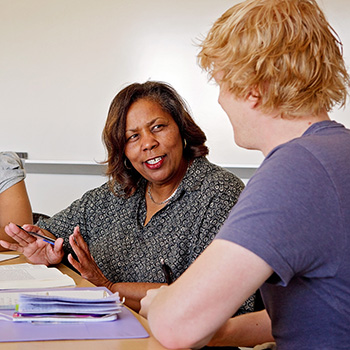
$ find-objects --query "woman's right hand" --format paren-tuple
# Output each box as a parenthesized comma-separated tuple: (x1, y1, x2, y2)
(0, 222, 64, 266)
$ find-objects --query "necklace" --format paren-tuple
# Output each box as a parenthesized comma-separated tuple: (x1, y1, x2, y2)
(147, 183, 179, 205)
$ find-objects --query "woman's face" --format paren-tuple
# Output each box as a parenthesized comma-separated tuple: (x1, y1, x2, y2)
(124, 99, 186, 186)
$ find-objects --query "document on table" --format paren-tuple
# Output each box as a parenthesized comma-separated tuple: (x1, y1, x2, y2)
(0, 287, 149, 341)
(0, 288, 108, 309)
(0, 253, 20, 262)
(0, 263, 75, 290)
(13, 289, 122, 323)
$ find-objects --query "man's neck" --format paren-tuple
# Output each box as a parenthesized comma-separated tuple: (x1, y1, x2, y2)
(259, 110, 330, 157)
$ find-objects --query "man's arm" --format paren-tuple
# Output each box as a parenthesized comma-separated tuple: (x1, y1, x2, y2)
(207, 310, 274, 347)
(110, 282, 166, 312)
(140, 239, 273, 349)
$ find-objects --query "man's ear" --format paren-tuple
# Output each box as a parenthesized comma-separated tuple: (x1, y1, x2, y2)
(247, 87, 261, 109)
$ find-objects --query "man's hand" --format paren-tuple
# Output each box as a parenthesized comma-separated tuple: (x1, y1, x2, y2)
(139, 285, 168, 318)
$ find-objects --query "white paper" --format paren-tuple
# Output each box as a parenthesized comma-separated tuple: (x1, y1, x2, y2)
(0, 289, 108, 309)
(0, 263, 75, 290)
(0, 253, 20, 262)
(16, 290, 122, 321)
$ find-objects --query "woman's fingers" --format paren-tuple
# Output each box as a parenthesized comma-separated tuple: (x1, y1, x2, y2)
(0, 239, 21, 252)
(73, 226, 89, 250)
(5, 223, 36, 246)
(69, 226, 91, 261)
(67, 252, 80, 270)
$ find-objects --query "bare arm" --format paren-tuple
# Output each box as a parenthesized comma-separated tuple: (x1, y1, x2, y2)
(109, 282, 166, 312)
(140, 239, 273, 349)
(207, 310, 274, 347)
(0, 180, 32, 251)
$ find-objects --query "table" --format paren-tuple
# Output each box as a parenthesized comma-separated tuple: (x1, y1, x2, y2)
(0, 251, 173, 350)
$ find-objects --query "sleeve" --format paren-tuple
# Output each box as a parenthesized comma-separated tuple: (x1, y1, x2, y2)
(36, 186, 107, 256)
(0, 152, 26, 194)
(216, 144, 344, 286)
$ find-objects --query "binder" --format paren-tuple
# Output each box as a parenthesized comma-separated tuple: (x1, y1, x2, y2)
(0, 287, 149, 342)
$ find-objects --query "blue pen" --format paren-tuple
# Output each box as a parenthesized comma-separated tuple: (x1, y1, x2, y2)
(15, 224, 55, 245)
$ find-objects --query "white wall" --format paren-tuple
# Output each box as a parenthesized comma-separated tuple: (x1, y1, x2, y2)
(26, 173, 106, 217)
(1, 0, 349, 215)
(1, 0, 262, 166)
(23, 162, 255, 216)
(2, 0, 349, 166)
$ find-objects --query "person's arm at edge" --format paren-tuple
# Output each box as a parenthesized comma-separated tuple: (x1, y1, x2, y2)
(207, 309, 274, 347)
(140, 239, 273, 349)
(0, 180, 32, 251)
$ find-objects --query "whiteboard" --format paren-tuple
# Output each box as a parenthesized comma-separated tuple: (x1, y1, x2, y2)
(0, 0, 349, 167)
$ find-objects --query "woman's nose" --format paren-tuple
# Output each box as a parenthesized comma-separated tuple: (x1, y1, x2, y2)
(142, 132, 158, 151)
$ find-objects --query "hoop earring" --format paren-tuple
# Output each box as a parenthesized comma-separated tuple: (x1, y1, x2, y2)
(183, 139, 187, 149)
(124, 158, 132, 170)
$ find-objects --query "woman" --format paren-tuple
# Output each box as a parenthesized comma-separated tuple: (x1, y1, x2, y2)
(0, 151, 32, 252)
(1, 81, 251, 313)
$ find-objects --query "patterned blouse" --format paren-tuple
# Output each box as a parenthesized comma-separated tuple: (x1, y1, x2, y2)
(38, 157, 255, 314)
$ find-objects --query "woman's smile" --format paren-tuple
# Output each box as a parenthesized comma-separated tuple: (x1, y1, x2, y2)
(144, 155, 165, 169)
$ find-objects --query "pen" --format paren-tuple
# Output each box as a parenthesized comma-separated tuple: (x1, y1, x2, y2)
(15, 224, 56, 245)
(161, 258, 174, 285)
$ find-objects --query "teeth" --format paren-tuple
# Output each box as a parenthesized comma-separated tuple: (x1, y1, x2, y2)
(146, 157, 162, 165)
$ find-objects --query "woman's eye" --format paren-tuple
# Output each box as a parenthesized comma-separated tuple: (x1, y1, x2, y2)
(127, 134, 138, 142)
(153, 124, 164, 131)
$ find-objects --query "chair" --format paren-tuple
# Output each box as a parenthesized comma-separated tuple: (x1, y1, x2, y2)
(254, 289, 265, 311)
(32, 212, 50, 224)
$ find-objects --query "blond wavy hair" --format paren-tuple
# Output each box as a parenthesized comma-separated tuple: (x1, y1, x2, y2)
(198, 0, 350, 117)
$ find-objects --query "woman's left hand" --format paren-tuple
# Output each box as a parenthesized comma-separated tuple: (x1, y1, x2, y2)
(68, 226, 113, 289)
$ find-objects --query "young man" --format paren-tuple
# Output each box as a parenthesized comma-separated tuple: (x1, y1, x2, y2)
(140, 1, 350, 349)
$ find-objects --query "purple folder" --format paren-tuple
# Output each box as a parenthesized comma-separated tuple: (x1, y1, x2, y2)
(0, 288, 149, 342)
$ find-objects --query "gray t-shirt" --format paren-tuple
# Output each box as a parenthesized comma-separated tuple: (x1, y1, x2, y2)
(0, 152, 25, 194)
(217, 121, 350, 349)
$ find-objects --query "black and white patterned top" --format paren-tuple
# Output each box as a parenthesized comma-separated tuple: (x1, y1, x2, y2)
(38, 157, 254, 313)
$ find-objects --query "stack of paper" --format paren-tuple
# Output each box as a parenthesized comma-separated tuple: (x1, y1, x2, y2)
(0, 288, 110, 309)
(13, 289, 123, 323)
(0, 263, 75, 289)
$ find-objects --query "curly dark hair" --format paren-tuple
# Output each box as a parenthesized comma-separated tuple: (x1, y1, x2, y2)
(102, 81, 209, 196)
